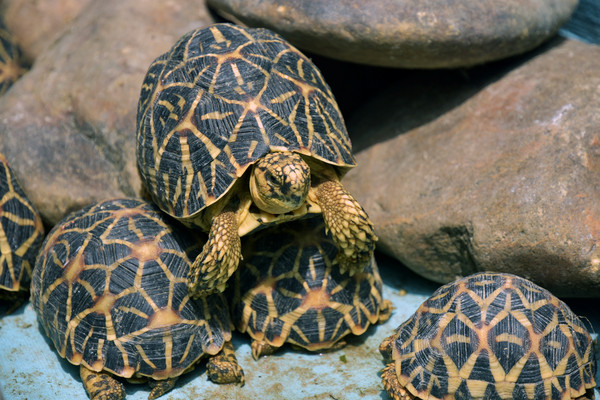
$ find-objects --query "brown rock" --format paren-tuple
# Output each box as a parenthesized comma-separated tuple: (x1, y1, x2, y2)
(344, 39, 600, 297)
(1, 0, 92, 63)
(0, 0, 215, 225)
(207, 0, 578, 68)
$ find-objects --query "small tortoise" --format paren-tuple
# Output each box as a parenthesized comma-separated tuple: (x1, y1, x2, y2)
(0, 153, 44, 304)
(30, 198, 244, 400)
(0, 19, 26, 95)
(229, 217, 391, 359)
(380, 272, 597, 400)
(136, 23, 376, 297)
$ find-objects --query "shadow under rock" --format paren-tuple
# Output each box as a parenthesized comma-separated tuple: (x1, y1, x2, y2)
(376, 251, 439, 296)
(321, 36, 567, 153)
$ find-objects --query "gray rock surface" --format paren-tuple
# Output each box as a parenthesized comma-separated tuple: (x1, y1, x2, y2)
(0, 0, 215, 225)
(344, 38, 600, 297)
(207, 0, 578, 68)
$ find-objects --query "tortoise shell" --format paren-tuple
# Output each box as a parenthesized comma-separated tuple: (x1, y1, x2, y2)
(230, 217, 389, 356)
(0, 153, 44, 292)
(0, 19, 25, 95)
(136, 23, 355, 220)
(30, 198, 232, 380)
(380, 272, 597, 400)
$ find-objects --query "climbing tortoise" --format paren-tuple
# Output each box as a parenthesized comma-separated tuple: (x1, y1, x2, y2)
(136, 23, 376, 297)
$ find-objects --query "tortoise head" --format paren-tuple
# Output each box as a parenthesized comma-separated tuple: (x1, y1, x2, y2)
(250, 152, 310, 214)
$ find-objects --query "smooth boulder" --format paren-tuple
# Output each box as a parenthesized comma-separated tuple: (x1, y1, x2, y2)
(207, 0, 578, 68)
(345, 38, 600, 297)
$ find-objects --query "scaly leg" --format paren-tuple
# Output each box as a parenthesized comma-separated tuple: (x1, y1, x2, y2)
(148, 378, 177, 399)
(311, 180, 377, 275)
(250, 340, 278, 360)
(80, 366, 125, 400)
(187, 211, 241, 297)
(378, 300, 393, 324)
(206, 341, 245, 385)
(381, 362, 415, 400)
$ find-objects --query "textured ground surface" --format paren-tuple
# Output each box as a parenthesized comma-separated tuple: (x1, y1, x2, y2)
(0, 256, 598, 400)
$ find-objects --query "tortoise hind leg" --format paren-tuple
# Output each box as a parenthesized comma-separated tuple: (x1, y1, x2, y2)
(378, 300, 393, 324)
(187, 211, 242, 297)
(206, 341, 245, 385)
(80, 365, 125, 400)
(148, 378, 177, 399)
(310, 179, 377, 275)
(250, 339, 278, 360)
(381, 362, 415, 400)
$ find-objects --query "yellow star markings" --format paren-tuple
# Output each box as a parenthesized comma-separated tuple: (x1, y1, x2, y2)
(137, 23, 357, 227)
(232, 219, 387, 355)
(32, 199, 236, 381)
(0, 154, 44, 292)
(383, 273, 596, 399)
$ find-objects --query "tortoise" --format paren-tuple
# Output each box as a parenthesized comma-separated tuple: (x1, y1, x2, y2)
(379, 272, 597, 400)
(136, 23, 376, 297)
(229, 217, 391, 359)
(30, 198, 244, 400)
(0, 19, 26, 95)
(0, 153, 44, 306)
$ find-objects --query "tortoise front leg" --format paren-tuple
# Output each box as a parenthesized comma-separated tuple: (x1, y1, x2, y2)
(80, 365, 125, 400)
(310, 180, 377, 275)
(187, 211, 242, 297)
(206, 341, 245, 385)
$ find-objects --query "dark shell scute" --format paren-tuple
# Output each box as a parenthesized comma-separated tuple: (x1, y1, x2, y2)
(30, 198, 230, 378)
(136, 24, 354, 219)
(230, 217, 386, 351)
(382, 272, 597, 399)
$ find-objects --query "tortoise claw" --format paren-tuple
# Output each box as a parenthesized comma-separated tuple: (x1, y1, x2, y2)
(251, 340, 278, 360)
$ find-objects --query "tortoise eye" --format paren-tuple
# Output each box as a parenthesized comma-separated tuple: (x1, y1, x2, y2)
(265, 171, 278, 185)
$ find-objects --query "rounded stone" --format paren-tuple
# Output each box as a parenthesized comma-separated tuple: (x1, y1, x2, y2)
(207, 0, 578, 68)
(344, 39, 600, 297)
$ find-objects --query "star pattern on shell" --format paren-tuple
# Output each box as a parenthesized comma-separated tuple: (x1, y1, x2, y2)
(381, 272, 597, 400)
(31, 199, 234, 380)
(136, 23, 354, 218)
(0, 153, 44, 293)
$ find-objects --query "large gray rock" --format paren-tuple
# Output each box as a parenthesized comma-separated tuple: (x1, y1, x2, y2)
(0, 0, 215, 225)
(207, 0, 578, 68)
(344, 39, 600, 297)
